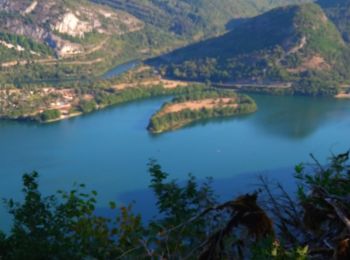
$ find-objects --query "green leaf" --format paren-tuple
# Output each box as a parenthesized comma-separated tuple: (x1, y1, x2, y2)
(109, 201, 117, 209)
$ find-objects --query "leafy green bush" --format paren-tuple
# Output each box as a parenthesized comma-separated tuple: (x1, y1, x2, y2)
(0, 152, 350, 258)
(78, 100, 97, 113)
(40, 109, 61, 122)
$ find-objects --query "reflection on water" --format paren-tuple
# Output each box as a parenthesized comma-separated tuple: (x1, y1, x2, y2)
(149, 112, 253, 138)
(116, 166, 296, 222)
(250, 95, 350, 139)
(0, 94, 349, 232)
(152, 94, 350, 140)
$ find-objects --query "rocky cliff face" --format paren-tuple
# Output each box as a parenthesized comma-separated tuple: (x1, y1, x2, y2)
(0, 0, 143, 57)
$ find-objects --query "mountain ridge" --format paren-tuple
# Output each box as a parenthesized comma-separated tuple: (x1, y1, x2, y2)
(155, 3, 350, 95)
(1, 0, 350, 93)
(93, 0, 310, 37)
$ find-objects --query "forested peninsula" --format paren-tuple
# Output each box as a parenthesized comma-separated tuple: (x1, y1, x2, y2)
(148, 90, 257, 133)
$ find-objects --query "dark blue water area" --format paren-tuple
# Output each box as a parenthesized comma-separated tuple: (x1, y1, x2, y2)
(0, 93, 349, 232)
(113, 166, 296, 223)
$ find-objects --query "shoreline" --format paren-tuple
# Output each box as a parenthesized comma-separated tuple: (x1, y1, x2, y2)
(148, 92, 257, 134)
(335, 93, 350, 99)
(1, 70, 349, 124)
(2, 87, 347, 125)
(44, 112, 83, 123)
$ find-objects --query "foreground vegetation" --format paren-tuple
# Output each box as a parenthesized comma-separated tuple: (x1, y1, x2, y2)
(0, 152, 349, 259)
(148, 90, 257, 133)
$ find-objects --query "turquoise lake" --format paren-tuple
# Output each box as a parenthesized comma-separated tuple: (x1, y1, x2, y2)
(0, 93, 350, 231)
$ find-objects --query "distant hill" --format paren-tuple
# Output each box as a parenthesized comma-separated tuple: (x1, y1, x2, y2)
(0, 0, 310, 83)
(93, 0, 310, 37)
(156, 3, 350, 96)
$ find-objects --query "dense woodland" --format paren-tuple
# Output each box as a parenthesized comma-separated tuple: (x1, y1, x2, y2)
(0, 152, 349, 259)
(0, 32, 54, 61)
(318, 0, 350, 42)
(1, 1, 350, 96)
(0, 79, 208, 122)
(93, 0, 309, 37)
(0, 24, 182, 84)
(0, 0, 314, 84)
(157, 3, 350, 96)
(148, 90, 257, 133)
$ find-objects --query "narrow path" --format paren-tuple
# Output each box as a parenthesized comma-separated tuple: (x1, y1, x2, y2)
(84, 37, 110, 55)
(1, 57, 104, 68)
(213, 82, 292, 89)
(0, 37, 110, 68)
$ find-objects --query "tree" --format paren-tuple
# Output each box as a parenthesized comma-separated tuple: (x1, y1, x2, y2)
(40, 109, 61, 121)
(0, 153, 350, 259)
(78, 100, 97, 113)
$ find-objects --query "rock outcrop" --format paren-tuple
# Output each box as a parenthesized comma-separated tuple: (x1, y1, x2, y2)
(0, 0, 143, 57)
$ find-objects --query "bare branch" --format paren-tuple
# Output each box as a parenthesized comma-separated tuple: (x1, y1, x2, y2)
(324, 198, 350, 233)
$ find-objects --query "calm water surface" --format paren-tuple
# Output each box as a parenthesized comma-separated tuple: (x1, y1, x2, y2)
(0, 94, 349, 231)
(102, 60, 140, 79)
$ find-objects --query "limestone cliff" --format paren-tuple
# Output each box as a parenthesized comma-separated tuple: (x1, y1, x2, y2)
(0, 0, 143, 57)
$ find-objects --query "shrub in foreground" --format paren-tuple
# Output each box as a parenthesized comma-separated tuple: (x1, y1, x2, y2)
(0, 152, 349, 259)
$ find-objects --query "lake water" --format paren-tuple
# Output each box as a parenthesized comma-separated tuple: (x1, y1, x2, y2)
(0, 93, 350, 232)
(102, 60, 140, 80)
